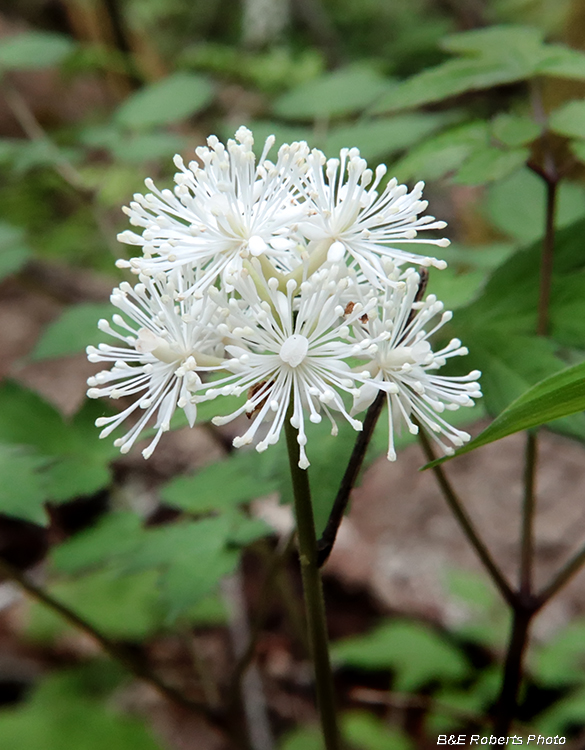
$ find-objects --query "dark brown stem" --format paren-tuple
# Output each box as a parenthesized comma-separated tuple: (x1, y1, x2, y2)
(417, 428, 515, 607)
(537, 178, 558, 336)
(519, 432, 538, 595)
(317, 392, 385, 567)
(493, 606, 535, 737)
(536, 539, 585, 606)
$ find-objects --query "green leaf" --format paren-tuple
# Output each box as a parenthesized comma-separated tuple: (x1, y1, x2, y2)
(391, 121, 488, 182)
(342, 712, 412, 750)
(27, 569, 166, 641)
(81, 126, 189, 163)
(0, 32, 75, 71)
(486, 168, 585, 244)
(536, 686, 585, 735)
(0, 671, 163, 750)
(273, 66, 392, 121)
(570, 139, 585, 164)
(115, 72, 214, 129)
(537, 45, 585, 80)
(550, 99, 585, 140)
(453, 145, 528, 185)
(491, 113, 541, 147)
(281, 726, 323, 750)
(323, 113, 451, 162)
(534, 621, 585, 687)
(332, 620, 469, 690)
(0, 444, 49, 524)
(425, 362, 585, 468)
(51, 512, 143, 574)
(0, 222, 31, 281)
(160, 451, 277, 513)
(31, 303, 114, 361)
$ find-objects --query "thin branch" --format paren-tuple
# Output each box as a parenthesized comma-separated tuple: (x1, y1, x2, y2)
(317, 391, 385, 567)
(536, 538, 585, 606)
(417, 428, 515, 607)
(0, 557, 208, 714)
(519, 432, 538, 595)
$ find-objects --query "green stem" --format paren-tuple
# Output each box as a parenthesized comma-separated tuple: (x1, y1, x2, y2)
(284, 411, 340, 750)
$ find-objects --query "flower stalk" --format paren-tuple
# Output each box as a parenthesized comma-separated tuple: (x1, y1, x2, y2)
(284, 406, 340, 750)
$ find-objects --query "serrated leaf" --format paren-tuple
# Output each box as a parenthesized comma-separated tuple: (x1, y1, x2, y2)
(453, 145, 528, 185)
(51, 512, 143, 574)
(273, 66, 392, 121)
(332, 620, 469, 691)
(0, 31, 75, 70)
(323, 113, 451, 162)
(425, 362, 585, 468)
(160, 451, 277, 513)
(0, 444, 49, 524)
(115, 72, 214, 129)
(549, 99, 585, 140)
(491, 113, 540, 147)
(30, 303, 114, 361)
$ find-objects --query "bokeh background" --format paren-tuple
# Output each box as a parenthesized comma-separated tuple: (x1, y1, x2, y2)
(2, 1, 585, 748)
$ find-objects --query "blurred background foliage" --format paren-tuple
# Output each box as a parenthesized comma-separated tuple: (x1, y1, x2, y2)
(1, 0, 585, 748)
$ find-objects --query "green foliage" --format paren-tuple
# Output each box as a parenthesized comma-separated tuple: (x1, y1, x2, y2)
(342, 711, 413, 750)
(0, 382, 117, 514)
(486, 169, 585, 244)
(323, 112, 452, 162)
(0, 670, 163, 750)
(51, 509, 268, 621)
(445, 570, 508, 649)
(374, 25, 585, 113)
(30, 303, 114, 361)
(533, 621, 585, 687)
(160, 451, 277, 513)
(273, 66, 391, 121)
(0, 444, 50, 524)
(80, 125, 189, 164)
(549, 99, 585, 140)
(536, 687, 585, 735)
(0, 222, 31, 280)
(332, 620, 469, 691)
(0, 31, 76, 70)
(426, 362, 585, 467)
(115, 72, 214, 129)
(491, 113, 541, 147)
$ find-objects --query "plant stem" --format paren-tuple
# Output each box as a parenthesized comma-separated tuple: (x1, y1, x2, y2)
(493, 606, 535, 737)
(284, 411, 340, 750)
(0, 557, 205, 714)
(317, 392, 385, 567)
(536, 539, 585, 605)
(536, 168, 558, 337)
(519, 432, 538, 595)
(417, 427, 515, 606)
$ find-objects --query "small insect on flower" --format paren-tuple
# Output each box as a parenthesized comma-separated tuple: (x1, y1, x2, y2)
(116, 126, 310, 297)
(350, 270, 482, 460)
(86, 272, 225, 458)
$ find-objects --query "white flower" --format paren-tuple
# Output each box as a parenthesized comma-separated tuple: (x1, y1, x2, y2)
(117, 126, 309, 296)
(86, 273, 225, 458)
(199, 264, 373, 469)
(297, 147, 450, 286)
(350, 270, 482, 460)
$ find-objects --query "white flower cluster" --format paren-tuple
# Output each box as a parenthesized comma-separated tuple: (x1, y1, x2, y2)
(88, 127, 481, 468)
